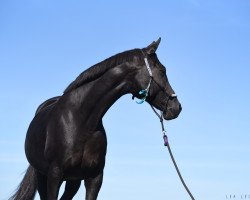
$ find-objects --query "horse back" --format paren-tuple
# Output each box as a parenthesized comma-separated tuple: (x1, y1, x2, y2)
(35, 96, 60, 115)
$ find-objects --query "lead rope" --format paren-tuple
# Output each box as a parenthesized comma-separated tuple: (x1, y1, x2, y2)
(150, 105, 196, 200)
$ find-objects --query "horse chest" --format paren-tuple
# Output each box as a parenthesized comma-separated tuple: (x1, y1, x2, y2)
(64, 132, 107, 180)
(80, 133, 107, 169)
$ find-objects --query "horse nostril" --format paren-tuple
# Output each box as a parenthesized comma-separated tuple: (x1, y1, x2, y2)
(179, 104, 182, 111)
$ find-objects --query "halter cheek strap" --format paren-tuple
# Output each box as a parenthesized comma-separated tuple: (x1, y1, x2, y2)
(136, 57, 153, 104)
(144, 58, 152, 77)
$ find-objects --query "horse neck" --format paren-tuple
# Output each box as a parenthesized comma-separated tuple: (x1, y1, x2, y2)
(69, 63, 133, 130)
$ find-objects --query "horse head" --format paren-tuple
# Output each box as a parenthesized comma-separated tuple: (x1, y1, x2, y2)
(131, 38, 182, 120)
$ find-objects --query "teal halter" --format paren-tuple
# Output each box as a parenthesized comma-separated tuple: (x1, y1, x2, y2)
(136, 57, 153, 104)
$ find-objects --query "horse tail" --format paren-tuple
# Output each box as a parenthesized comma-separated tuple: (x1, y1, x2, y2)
(9, 165, 37, 200)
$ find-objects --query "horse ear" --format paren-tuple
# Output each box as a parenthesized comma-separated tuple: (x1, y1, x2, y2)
(145, 37, 161, 55)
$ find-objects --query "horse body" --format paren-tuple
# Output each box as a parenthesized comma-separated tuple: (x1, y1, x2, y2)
(26, 61, 130, 175)
(10, 38, 182, 200)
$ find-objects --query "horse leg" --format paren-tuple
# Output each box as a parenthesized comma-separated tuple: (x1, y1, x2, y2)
(36, 171, 48, 200)
(84, 172, 103, 200)
(60, 180, 81, 200)
(47, 165, 63, 200)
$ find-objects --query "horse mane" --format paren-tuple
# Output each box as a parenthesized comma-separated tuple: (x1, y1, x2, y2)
(64, 48, 143, 94)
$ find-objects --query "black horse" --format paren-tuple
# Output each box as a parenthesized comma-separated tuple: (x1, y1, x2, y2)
(10, 38, 182, 200)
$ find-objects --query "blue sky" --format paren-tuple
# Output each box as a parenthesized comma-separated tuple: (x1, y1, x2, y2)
(0, 0, 250, 199)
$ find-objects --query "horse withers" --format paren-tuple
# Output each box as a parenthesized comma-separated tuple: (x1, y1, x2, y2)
(10, 38, 181, 200)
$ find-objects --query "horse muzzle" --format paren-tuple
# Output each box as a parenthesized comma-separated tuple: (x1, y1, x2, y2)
(163, 98, 182, 120)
